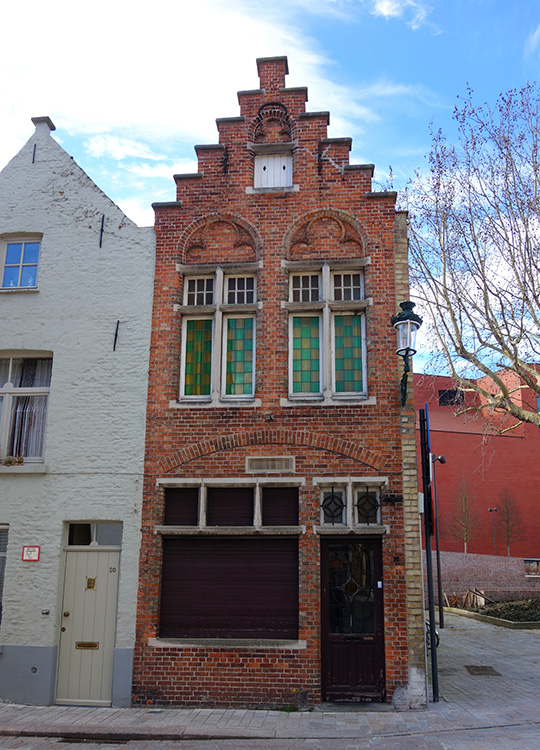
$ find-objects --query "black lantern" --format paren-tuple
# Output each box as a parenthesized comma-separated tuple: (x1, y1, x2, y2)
(391, 301, 423, 406)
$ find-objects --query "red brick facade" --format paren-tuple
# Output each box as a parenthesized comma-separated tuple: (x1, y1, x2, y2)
(415, 372, 540, 558)
(133, 57, 426, 709)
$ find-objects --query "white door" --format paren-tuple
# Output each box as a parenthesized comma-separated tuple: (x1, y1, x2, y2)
(55, 549, 120, 705)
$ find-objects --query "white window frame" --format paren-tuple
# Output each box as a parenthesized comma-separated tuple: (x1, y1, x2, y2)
(315, 477, 388, 532)
(184, 276, 214, 306)
(0, 357, 52, 463)
(221, 314, 256, 400)
(288, 312, 323, 399)
(179, 316, 214, 402)
(176, 265, 260, 406)
(330, 310, 368, 396)
(331, 270, 364, 302)
(1, 236, 41, 291)
(289, 273, 321, 303)
(284, 263, 369, 404)
(354, 486, 382, 526)
(320, 486, 347, 526)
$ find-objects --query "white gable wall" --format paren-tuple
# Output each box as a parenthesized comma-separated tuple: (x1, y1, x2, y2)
(0, 119, 155, 705)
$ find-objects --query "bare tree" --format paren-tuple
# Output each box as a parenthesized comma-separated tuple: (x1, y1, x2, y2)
(497, 489, 525, 556)
(407, 84, 540, 429)
(446, 476, 481, 553)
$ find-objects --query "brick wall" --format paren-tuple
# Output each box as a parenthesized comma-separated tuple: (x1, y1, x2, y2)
(427, 551, 540, 602)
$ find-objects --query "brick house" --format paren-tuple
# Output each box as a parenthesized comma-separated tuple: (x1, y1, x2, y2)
(133, 57, 426, 709)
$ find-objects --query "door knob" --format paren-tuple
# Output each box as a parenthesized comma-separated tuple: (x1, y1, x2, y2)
(63, 611, 70, 617)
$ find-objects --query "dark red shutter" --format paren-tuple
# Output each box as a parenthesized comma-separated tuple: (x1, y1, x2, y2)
(262, 487, 299, 525)
(206, 487, 253, 526)
(164, 488, 198, 526)
(160, 537, 298, 639)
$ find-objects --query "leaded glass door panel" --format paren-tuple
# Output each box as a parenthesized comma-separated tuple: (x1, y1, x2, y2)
(321, 539, 385, 701)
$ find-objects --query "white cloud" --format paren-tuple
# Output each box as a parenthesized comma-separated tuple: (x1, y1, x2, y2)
(0, 0, 441, 224)
(524, 24, 540, 58)
(84, 136, 165, 161)
(120, 160, 198, 179)
(367, 0, 434, 29)
(115, 197, 155, 228)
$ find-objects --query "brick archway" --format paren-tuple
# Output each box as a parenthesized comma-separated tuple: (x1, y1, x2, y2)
(177, 212, 263, 264)
(282, 208, 371, 259)
(159, 428, 388, 473)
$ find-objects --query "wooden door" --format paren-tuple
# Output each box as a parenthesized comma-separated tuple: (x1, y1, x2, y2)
(321, 539, 385, 702)
(55, 549, 120, 705)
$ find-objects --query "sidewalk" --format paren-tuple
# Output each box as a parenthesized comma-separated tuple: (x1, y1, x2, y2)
(0, 613, 539, 744)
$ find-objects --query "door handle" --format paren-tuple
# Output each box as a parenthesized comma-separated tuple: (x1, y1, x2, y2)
(63, 611, 70, 617)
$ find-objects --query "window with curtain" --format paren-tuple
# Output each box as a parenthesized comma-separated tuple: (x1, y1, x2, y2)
(0, 358, 52, 462)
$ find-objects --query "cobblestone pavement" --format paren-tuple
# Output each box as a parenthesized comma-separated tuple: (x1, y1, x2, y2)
(0, 613, 539, 748)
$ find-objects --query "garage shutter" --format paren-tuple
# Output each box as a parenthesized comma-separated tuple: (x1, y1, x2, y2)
(160, 536, 298, 639)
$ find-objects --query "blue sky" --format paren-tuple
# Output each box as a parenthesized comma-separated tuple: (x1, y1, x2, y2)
(3, 0, 540, 226)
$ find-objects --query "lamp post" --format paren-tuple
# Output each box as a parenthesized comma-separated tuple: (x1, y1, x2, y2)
(488, 507, 498, 556)
(391, 302, 440, 701)
(431, 455, 446, 629)
(391, 301, 423, 406)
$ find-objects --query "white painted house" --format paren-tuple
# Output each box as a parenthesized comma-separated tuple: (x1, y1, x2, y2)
(0, 117, 154, 706)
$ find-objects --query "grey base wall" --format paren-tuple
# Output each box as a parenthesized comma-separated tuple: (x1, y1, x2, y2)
(0, 645, 57, 705)
(112, 648, 134, 707)
(0, 646, 133, 707)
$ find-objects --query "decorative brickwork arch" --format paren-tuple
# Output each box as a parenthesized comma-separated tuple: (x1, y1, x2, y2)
(248, 102, 297, 144)
(177, 213, 262, 265)
(159, 429, 388, 473)
(283, 209, 371, 262)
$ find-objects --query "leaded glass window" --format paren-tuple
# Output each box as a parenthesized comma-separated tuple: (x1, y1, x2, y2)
(180, 267, 259, 403)
(292, 316, 321, 393)
(225, 317, 254, 396)
(356, 489, 381, 525)
(183, 319, 213, 396)
(321, 489, 346, 525)
(334, 314, 363, 393)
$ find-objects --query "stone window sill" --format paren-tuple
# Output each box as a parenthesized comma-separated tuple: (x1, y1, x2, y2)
(148, 637, 307, 650)
(0, 464, 48, 474)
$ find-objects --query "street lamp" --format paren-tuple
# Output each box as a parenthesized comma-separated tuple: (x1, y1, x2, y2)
(488, 507, 498, 556)
(391, 301, 423, 406)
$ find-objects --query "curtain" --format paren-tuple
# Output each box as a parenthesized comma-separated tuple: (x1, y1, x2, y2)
(8, 395, 48, 457)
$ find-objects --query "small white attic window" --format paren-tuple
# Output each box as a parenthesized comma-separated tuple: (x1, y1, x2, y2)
(254, 153, 293, 188)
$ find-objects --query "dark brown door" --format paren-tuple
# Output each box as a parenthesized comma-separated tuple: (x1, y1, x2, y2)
(321, 538, 385, 702)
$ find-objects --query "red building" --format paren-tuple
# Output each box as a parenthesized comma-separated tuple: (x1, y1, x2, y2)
(133, 57, 426, 709)
(415, 372, 540, 559)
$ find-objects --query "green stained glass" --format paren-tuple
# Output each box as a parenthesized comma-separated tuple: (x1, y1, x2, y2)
(184, 319, 213, 396)
(334, 315, 363, 392)
(226, 318, 254, 396)
(292, 317, 320, 393)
